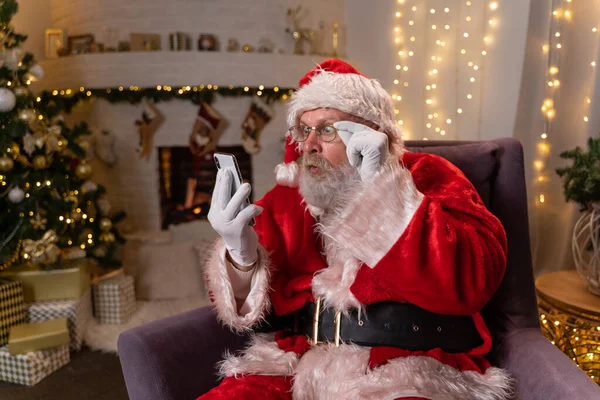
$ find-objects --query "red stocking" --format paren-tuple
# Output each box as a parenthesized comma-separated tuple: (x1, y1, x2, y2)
(241, 96, 273, 155)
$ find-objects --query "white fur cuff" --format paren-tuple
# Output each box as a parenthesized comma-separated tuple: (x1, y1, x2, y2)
(323, 162, 424, 268)
(217, 333, 299, 378)
(204, 238, 271, 333)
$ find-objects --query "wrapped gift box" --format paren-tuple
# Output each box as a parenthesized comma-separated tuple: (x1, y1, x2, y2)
(0, 260, 90, 302)
(93, 275, 136, 324)
(23, 290, 92, 351)
(8, 318, 69, 355)
(0, 344, 69, 386)
(0, 279, 26, 346)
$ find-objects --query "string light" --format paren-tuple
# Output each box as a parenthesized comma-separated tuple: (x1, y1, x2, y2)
(393, 0, 499, 140)
(534, 0, 573, 206)
(584, 20, 600, 132)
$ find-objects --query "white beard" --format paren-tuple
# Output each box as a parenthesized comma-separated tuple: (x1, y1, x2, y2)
(298, 156, 361, 213)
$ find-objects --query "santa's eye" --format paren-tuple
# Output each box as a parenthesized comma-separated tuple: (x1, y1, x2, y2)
(318, 125, 338, 142)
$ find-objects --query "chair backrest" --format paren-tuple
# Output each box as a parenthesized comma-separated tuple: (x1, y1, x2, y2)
(405, 138, 540, 352)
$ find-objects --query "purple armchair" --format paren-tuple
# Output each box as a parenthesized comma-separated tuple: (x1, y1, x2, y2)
(118, 139, 600, 400)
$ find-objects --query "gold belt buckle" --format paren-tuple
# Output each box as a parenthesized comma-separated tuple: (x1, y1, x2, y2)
(311, 298, 342, 347)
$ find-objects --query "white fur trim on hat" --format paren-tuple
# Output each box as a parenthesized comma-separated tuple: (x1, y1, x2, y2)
(275, 161, 299, 188)
(287, 70, 403, 149)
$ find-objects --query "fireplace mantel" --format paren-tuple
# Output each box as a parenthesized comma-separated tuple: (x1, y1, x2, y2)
(34, 52, 338, 90)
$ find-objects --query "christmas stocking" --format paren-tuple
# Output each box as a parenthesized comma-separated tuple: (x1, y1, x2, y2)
(135, 101, 165, 160)
(189, 101, 223, 158)
(241, 96, 273, 155)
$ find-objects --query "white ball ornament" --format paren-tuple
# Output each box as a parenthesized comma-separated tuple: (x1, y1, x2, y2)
(8, 187, 25, 203)
(28, 64, 44, 81)
(0, 88, 17, 112)
(3, 49, 21, 70)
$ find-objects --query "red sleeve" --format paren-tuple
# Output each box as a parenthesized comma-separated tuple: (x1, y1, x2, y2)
(345, 153, 507, 315)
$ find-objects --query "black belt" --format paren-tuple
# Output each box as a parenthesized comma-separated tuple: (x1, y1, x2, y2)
(259, 300, 483, 354)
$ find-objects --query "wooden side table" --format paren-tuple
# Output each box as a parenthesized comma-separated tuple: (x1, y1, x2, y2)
(536, 270, 600, 383)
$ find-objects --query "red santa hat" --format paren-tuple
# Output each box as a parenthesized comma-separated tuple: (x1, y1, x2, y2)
(275, 58, 403, 188)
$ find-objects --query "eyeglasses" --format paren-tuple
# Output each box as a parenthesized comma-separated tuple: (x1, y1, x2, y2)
(288, 124, 338, 143)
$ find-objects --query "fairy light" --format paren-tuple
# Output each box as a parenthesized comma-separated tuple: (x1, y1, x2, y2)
(393, 0, 416, 138)
(393, 0, 499, 140)
(583, 19, 599, 131)
(535, 1, 573, 206)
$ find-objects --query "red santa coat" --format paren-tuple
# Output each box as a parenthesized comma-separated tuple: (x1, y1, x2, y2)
(204, 151, 512, 400)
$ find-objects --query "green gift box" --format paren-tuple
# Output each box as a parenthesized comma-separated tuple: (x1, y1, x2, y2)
(0, 259, 90, 302)
(0, 279, 25, 346)
(8, 318, 69, 355)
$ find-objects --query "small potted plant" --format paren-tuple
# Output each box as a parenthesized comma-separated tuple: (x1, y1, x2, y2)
(557, 137, 600, 295)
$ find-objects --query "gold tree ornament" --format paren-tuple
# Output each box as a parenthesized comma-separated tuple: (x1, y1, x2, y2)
(16, 154, 30, 166)
(0, 155, 14, 171)
(9, 142, 19, 158)
(99, 232, 116, 243)
(32, 154, 48, 169)
(99, 217, 113, 232)
(18, 108, 36, 122)
(30, 214, 47, 230)
(22, 230, 61, 264)
(75, 162, 92, 179)
(57, 137, 68, 151)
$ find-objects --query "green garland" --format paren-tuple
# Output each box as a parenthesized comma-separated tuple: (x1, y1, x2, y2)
(37, 85, 296, 119)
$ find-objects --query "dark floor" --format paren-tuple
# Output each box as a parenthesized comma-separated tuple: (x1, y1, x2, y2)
(0, 347, 128, 400)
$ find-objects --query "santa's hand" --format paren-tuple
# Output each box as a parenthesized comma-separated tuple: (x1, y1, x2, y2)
(333, 121, 389, 181)
(208, 169, 263, 267)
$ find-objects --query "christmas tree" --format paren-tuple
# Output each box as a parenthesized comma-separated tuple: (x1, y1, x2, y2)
(0, 0, 122, 270)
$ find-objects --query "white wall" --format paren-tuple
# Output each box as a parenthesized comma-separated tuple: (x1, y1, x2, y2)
(40, 0, 346, 232)
(10, 0, 51, 61)
(50, 0, 345, 57)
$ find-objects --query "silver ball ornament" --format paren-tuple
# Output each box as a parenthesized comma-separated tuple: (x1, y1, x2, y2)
(8, 187, 24, 203)
(0, 88, 16, 112)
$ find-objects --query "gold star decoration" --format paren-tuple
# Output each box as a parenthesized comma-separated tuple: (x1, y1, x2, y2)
(30, 213, 47, 230)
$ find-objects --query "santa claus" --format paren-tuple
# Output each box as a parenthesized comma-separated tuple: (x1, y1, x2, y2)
(200, 59, 512, 399)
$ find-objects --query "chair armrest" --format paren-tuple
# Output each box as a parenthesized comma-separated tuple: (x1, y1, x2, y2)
(494, 328, 600, 400)
(117, 306, 249, 400)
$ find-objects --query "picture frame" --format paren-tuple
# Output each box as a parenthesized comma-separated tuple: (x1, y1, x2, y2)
(45, 28, 68, 59)
(68, 34, 95, 55)
(130, 33, 161, 52)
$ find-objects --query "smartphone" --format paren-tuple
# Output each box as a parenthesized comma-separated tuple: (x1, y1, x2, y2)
(214, 152, 255, 226)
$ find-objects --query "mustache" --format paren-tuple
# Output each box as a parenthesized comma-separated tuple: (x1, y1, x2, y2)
(301, 154, 334, 170)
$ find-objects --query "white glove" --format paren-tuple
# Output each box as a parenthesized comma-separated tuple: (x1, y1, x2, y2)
(208, 169, 263, 267)
(333, 121, 389, 181)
